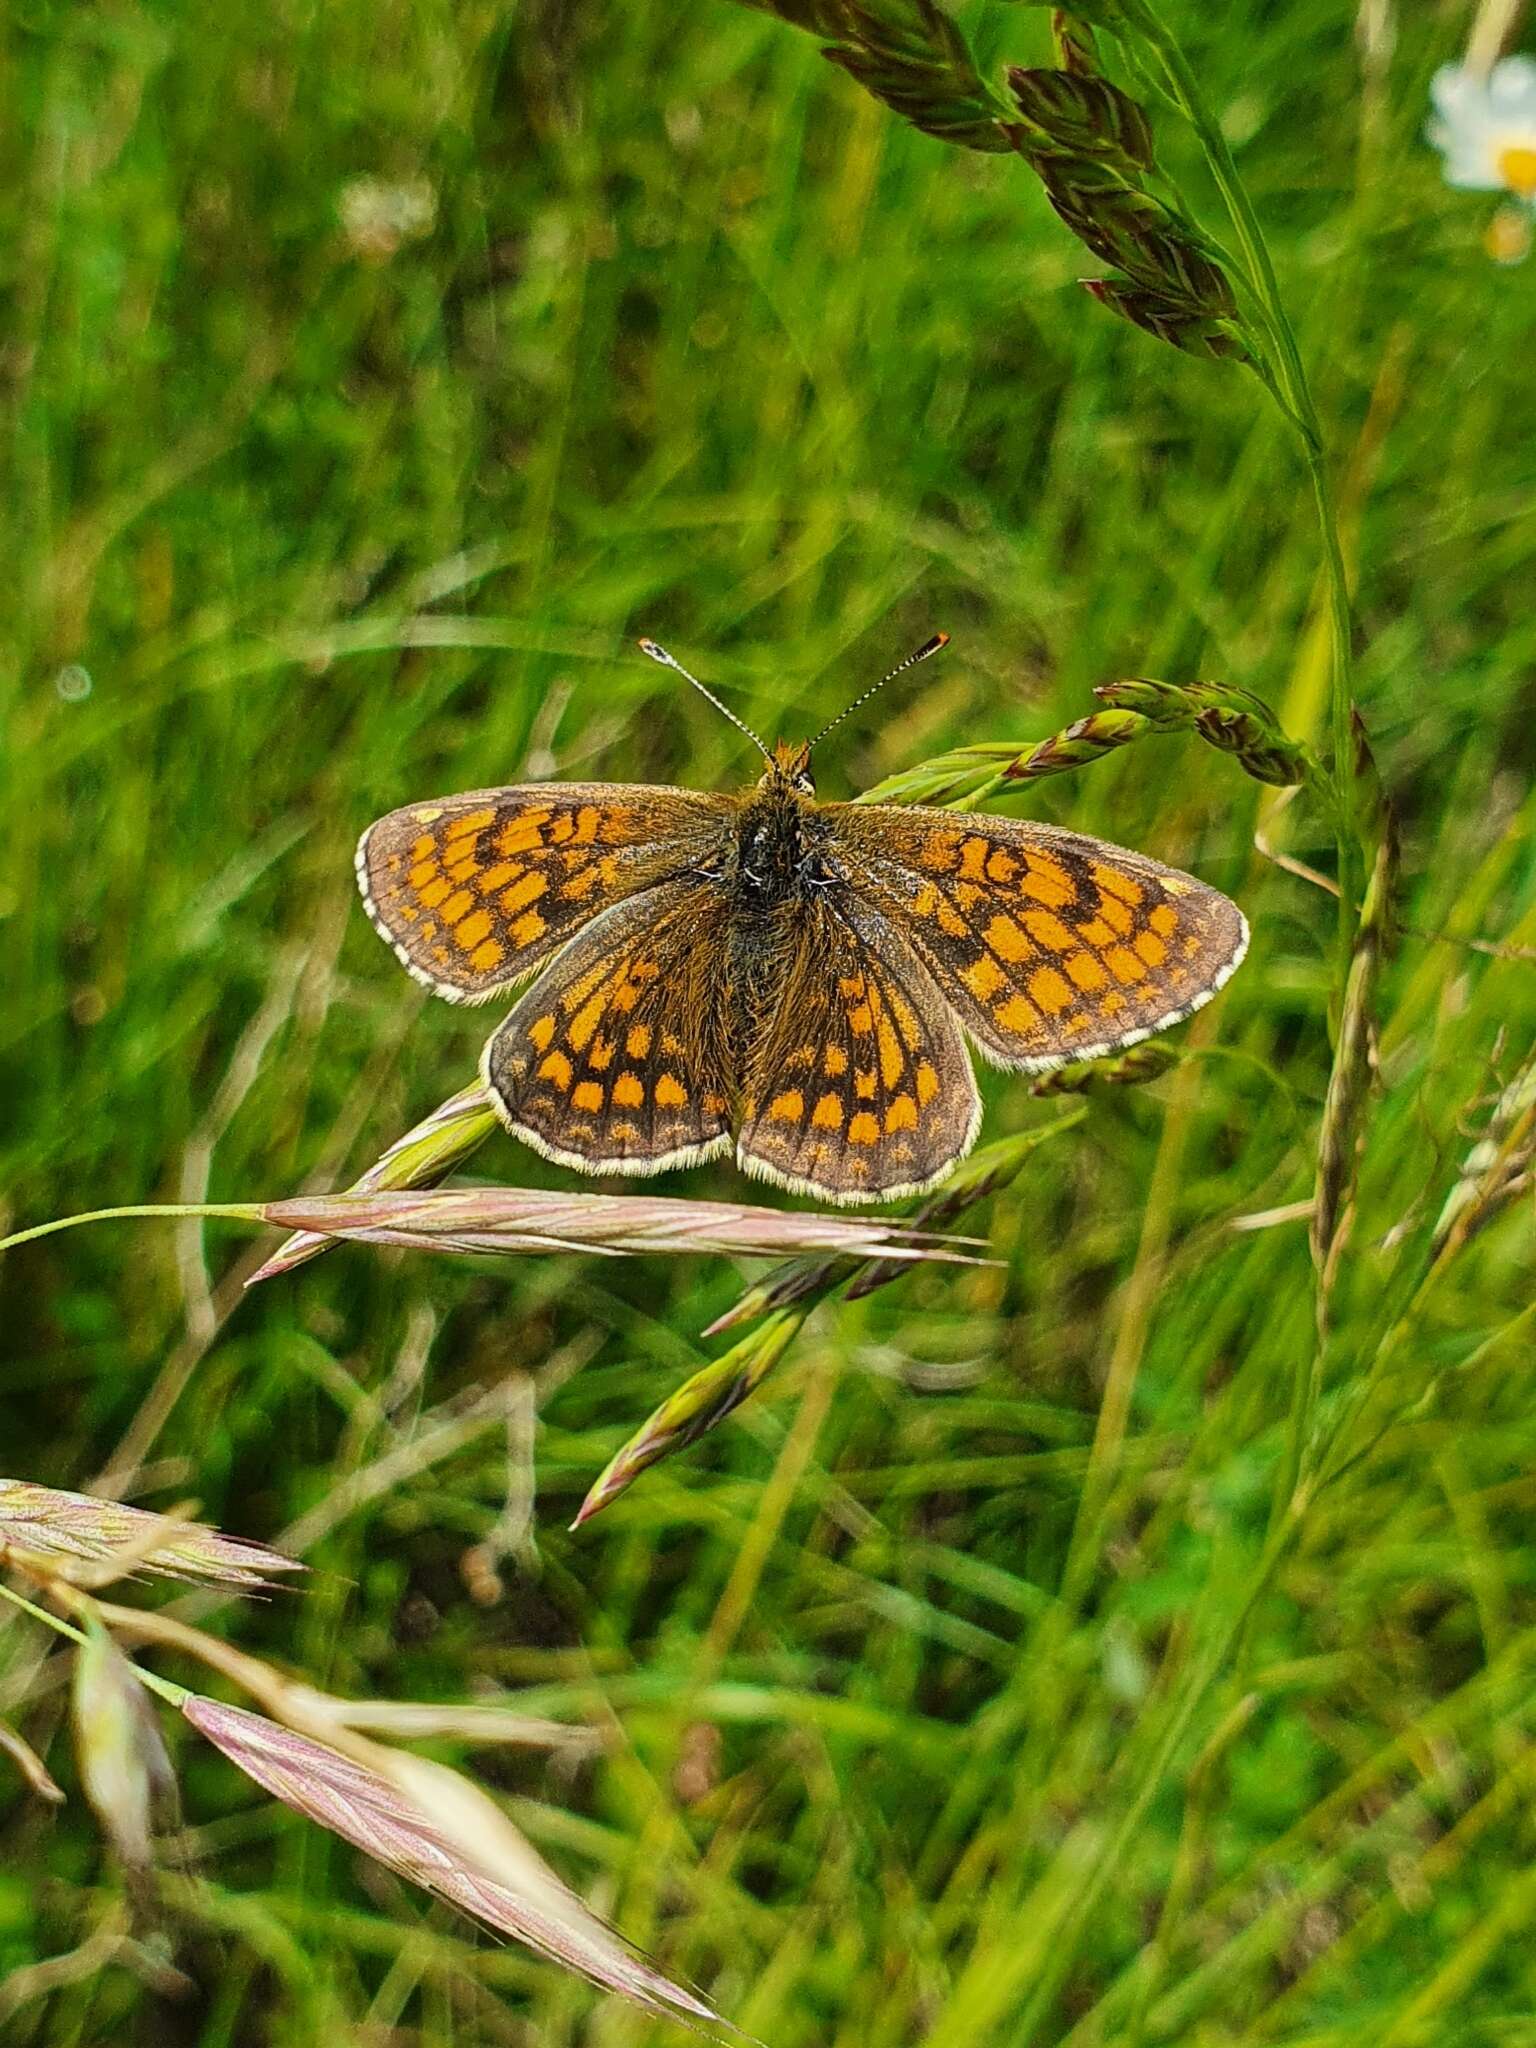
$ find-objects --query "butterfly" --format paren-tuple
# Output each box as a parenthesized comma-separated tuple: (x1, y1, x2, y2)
(356, 637, 1248, 1204)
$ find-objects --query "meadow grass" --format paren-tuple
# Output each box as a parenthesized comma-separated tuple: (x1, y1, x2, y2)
(3, 1, 1536, 2042)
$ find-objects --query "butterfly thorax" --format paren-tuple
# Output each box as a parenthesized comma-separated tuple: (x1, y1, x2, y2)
(727, 748, 834, 912)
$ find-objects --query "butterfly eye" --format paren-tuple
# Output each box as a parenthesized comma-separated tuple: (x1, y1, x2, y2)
(795, 771, 815, 794)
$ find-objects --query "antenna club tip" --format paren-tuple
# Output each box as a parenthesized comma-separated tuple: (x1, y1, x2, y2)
(933, 631, 950, 649)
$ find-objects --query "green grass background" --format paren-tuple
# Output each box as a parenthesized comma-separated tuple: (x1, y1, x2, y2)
(3, 0, 1536, 2041)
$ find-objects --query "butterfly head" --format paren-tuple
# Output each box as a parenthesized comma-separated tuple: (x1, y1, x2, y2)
(765, 739, 815, 794)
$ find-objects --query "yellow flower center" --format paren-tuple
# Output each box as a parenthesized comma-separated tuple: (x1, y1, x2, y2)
(1497, 143, 1536, 196)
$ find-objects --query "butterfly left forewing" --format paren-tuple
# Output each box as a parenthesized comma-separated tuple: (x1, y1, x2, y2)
(826, 803, 1248, 1072)
(357, 783, 734, 1004)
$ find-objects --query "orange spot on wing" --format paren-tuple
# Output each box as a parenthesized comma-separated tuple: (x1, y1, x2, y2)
(626, 1025, 653, 1058)
(985, 847, 1018, 885)
(920, 830, 961, 873)
(1022, 909, 1075, 952)
(439, 889, 473, 925)
(1064, 951, 1107, 992)
(1133, 930, 1168, 968)
(538, 1050, 573, 1089)
(569, 994, 607, 1050)
(1149, 903, 1179, 938)
(470, 939, 504, 973)
(529, 1014, 557, 1052)
(958, 837, 991, 882)
(768, 1090, 805, 1123)
(1097, 893, 1134, 937)
(500, 870, 548, 913)
(456, 909, 492, 949)
(1107, 946, 1149, 984)
(655, 1074, 688, 1109)
(811, 1092, 843, 1130)
(445, 809, 496, 841)
(985, 915, 1032, 964)
(408, 860, 439, 889)
(572, 1081, 604, 1113)
(1094, 863, 1144, 907)
(417, 877, 451, 909)
(915, 1060, 940, 1105)
(848, 1112, 880, 1147)
(511, 910, 547, 948)
(914, 882, 968, 937)
(963, 956, 1006, 1002)
(613, 1072, 644, 1108)
(884, 1094, 917, 1133)
(823, 1046, 848, 1077)
(1028, 967, 1073, 1016)
(1020, 854, 1074, 909)
(588, 1035, 616, 1072)
(995, 994, 1039, 1035)
(875, 1016, 904, 1089)
(854, 1069, 877, 1100)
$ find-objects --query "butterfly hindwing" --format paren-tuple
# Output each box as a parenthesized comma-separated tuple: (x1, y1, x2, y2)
(357, 783, 735, 1003)
(736, 894, 980, 1203)
(481, 880, 736, 1175)
(824, 805, 1249, 1072)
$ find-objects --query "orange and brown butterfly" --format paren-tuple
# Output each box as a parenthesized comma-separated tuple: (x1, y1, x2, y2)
(356, 637, 1248, 1204)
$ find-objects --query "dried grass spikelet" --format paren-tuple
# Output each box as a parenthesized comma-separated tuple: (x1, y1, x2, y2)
(1027, 1042, 1179, 1096)
(255, 1184, 981, 1268)
(572, 1113, 1084, 1522)
(738, 0, 1014, 151)
(1012, 677, 1316, 789)
(72, 1623, 178, 1904)
(180, 1695, 727, 2032)
(0, 1479, 300, 1590)
(574, 1312, 807, 1527)
(1431, 1051, 1536, 1265)
(71, 1598, 725, 2030)
(1311, 721, 1399, 1296)
(249, 1081, 500, 1285)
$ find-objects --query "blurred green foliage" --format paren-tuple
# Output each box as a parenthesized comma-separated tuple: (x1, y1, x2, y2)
(2, 1, 1535, 2042)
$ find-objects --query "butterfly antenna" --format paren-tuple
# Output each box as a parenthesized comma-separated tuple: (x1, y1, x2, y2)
(638, 639, 772, 765)
(809, 632, 950, 751)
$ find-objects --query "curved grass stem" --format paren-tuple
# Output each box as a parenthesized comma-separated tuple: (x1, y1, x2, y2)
(0, 1202, 266, 1257)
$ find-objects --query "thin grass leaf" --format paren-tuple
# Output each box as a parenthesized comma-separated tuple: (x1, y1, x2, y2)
(0, 1721, 64, 1805)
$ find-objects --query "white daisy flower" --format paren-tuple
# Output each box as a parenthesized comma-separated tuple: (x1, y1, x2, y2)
(1428, 55, 1536, 201)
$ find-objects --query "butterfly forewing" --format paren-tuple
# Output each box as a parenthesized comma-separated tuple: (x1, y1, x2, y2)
(736, 896, 979, 1203)
(825, 805, 1248, 1072)
(481, 881, 736, 1175)
(357, 784, 735, 1003)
